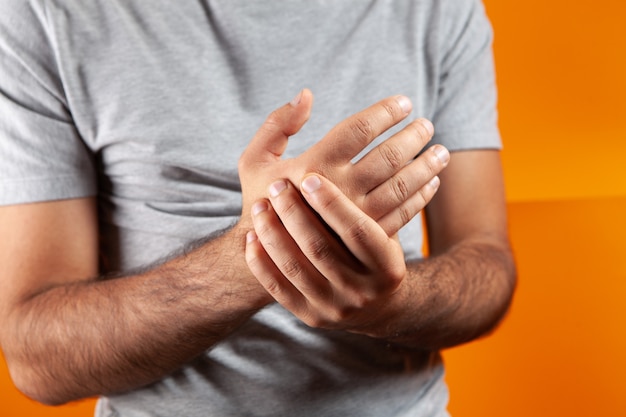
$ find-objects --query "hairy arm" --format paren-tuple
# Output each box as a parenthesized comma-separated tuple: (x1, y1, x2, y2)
(0, 197, 267, 405)
(0, 92, 444, 405)
(382, 150, 517, 348)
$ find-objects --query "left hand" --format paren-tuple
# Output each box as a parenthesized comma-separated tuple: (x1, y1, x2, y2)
(238, 90, 448, 237)
(245, 173, 410, 333)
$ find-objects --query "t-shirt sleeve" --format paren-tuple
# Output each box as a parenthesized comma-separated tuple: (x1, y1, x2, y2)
(430, 0, 501, 151)
(0, 1, 96, 206)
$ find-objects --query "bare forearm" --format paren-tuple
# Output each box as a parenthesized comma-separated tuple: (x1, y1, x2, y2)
(366, 238, 516, 350)
(2, 226, 269, 405)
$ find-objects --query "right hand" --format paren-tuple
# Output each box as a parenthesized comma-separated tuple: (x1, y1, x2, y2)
(238, 89, 449, 236)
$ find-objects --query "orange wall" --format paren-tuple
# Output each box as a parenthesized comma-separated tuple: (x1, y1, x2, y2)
(444, 197, 626, 416)
(444, 0, 626, 416)
(489, 0, 626, 202)
(2, 0, 625, 415)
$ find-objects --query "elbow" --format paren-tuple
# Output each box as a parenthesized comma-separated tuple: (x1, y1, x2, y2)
(1, 308, 91, 406)
(481, 246, 518, 337)
(459, 242, 518, 344)
(4, 357, 77, 406)
(499, 243, 518, 320)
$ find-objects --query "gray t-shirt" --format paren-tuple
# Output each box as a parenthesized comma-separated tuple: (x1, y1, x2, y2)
(0, 1, 500, 416)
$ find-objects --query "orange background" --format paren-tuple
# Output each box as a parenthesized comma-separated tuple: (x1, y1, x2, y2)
(443, 0, 626, 416)
(2, 0, 625, 415)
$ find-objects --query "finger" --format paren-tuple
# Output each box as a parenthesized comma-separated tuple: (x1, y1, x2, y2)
(363, 144, 450, 221)
(266, 180, 387, 322)
(352, 118, 435, 193)
(265, 179, 361, 282)
(308, 95, 412, 165)
(245, 228, 304, 307)
(240, 89, 313, 164)
(249, 194, 334, 307)
(377, 175, 440, 236)
(300, 175, 405, 288)
(252, 186, 372, 329)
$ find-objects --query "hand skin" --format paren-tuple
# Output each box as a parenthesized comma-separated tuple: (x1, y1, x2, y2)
(0, 90, 446, 405)
(246, 149, 517, 349)
(239, 89, 448, 236)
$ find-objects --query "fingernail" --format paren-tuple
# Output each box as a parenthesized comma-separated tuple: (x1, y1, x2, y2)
(290, 90, 303, 107)
(246, 231, 258, 243)
(428, 176, 440, 189)
(395, 95, 412, 114)
(252, 201, 268, 216)
(301, 175, 321, 193)
(418, 118, 435, 136)
(269, 180, 287, 197)
(433, 145, 450, 166)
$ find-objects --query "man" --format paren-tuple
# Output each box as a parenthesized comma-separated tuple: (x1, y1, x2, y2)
(0, 0, 516, 416)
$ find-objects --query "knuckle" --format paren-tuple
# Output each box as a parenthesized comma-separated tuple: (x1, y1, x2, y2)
(265, 109, 282, 129)
(382, 101, 399, 121)
(352, 117, 373, 140)
(345, 216, 370, 245)
(263, 277, 283, 298)
(301, 311, 326, 329)
(403, 122, 431, 152)
(378, 143, 405, 171)
(386, 263, 407, 288)
(397, 204, 413, 227)
(331, 306, 353, 323)
(255, 112, 281, 141)
(322, 302, 355, 324)
(252, 221, 273, 241)
(389, 175, 411, 203)
(362, 198, 384, 221)
(316, 190, 343, 214)
(348, 292, 372, 311)
(305, 236, 333, 263)
(276, 196, 300, 222)
(414, 187, 429, 211)
(330, 294, 372, 323)
(280, 257, 304, 279)
(378, 217, 397, 237)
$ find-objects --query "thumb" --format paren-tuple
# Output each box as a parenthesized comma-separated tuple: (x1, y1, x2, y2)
(242, 89, 313, 163)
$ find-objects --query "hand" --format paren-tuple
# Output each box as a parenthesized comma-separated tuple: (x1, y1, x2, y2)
(245, 173, 410, 333)
(238, 89, 449, 236)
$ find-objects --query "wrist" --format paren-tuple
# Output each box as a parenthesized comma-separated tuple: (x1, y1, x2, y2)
(224, 221, 274, 309)
(345, 277, 412, 340)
